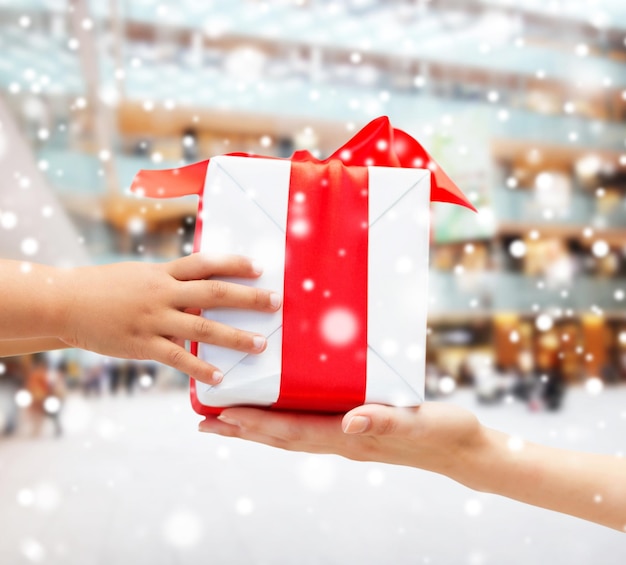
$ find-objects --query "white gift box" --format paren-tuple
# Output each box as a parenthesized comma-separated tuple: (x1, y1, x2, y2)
(191, 155, 431, 413)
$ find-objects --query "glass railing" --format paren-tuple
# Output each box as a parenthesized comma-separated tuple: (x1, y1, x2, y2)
(2, 0, 626, 88)
(84, 0, 626, 86)
(429, 270, 626, 314)
(480, 0, 626, 30)
(494, 272, 626, 312)
(37, 148, 182, 195)
(2, 18, 625, 152)
(38, 149, 626, 238)
(492, 187, 626, 229)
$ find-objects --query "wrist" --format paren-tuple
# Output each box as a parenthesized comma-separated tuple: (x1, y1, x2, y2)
(39, 264, 78, 341)
(49, 268, 80, 344)
(444, 426, 511, 492)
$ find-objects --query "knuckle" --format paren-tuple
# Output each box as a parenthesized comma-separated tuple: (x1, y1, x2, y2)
(375, 414, 397, 435)
(253, 288, 265, 308)
(282, 425, 303, 443)
(166, 347, 187, 369)
(230, 329, 245, 350)
(236, 255, 249, 271)
(210, 280, 228, 300)
(194, 317, 215, 339)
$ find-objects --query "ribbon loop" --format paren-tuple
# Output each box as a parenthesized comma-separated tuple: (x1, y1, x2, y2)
(130, 116, 475, 211)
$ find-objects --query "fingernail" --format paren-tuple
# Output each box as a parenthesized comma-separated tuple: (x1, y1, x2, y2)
(252, 335, 266, 350)
(217, 413, 240, 427)
(269, 293, 281, 309)
(198, 421, 214, 433)
(251, 260, 264, 275)
(212, 371, 224, 385)
(343, 415, 370, 434)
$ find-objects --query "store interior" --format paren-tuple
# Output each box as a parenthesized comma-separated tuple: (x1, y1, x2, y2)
(0, 0, 625, 408)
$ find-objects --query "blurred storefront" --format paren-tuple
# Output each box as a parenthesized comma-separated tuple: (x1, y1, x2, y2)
(0, 0, 624, 391)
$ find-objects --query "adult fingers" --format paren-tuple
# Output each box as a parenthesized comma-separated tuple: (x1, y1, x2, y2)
(198, 417, 332, 453)
(149, 337, 224, 385)
(167, 311, 269, 353)
(166, 253, 263, 281)
(342, 404, 421, 436)
(215, 407, 344, 444)
(173, 279, 281, 312)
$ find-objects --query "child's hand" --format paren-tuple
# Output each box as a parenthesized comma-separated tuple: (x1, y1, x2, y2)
(58, 254, 281, 384)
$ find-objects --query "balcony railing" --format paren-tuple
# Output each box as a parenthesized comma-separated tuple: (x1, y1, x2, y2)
(2, 19, 625, 153)
(429, 270, 626, 315)
(493, 187, 626, 229)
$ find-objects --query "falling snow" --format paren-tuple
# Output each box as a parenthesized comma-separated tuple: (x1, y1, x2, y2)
(0, 1, 625, 563)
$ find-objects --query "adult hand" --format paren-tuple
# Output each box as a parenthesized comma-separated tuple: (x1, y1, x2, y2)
(199, 402, 485, 480)
(199, 401, 626, 531)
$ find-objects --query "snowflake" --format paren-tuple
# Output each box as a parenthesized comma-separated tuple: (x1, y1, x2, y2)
(319, 307, 359, 346)
(20, 538, 45, 562)
(535, 314, 553, 332)
(20, 238, 39, 256)
(464, 498, 483, 517)
(0, 211, 18, 230)
(583, 377, 603, 396)
(162, 509, 203, 548)
(235, 497, 255, 515)
(298, 455, 335, 492)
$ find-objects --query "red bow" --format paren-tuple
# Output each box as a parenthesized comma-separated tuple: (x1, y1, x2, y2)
(131, 116, 475, 212)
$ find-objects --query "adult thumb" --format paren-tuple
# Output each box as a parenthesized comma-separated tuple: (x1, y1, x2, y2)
(342, 404, 418, 436)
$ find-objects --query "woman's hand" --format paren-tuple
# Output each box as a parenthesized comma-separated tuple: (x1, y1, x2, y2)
(199, 402, 485, 479)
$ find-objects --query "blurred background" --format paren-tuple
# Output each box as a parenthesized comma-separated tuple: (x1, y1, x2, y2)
(0, 1, 626, 564)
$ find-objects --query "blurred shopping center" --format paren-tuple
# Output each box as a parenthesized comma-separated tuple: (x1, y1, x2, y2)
(0, 0, 625, 394)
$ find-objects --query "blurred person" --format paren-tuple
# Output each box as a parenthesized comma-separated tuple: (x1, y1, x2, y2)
(200, 401, 626, 532)
(125, 361, 139, 395)
(0, 356, 25, 436)
(109, 361, 139, 396)
(533, 332, 566, 412)
(108, 361, 123, 395)
(25, 354, 51, 437)
(619, 348, 626, 381)
(457, 357, 475, 387)
(511, 350, 536, 403)
(0, 254, 282, 384)
(25, 354, 66, 437)
(541, 368, 566, 412)
(82, 360, 105, 397)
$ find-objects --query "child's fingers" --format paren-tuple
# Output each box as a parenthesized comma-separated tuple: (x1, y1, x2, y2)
(169, 312, 268, 354)
(174, 279, 281, 312)
(166, 253, 262, 281)
(150, 337, 224, 385)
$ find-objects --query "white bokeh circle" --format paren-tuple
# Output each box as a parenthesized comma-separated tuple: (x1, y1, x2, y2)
(319, 307, 359, 346)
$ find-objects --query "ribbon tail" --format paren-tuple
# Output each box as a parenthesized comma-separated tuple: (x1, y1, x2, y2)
(428, 159, 477, 212)
(392, 128, 476, 212)
(130, 160, 210, 198)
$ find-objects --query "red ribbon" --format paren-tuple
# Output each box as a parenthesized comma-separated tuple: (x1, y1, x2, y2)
(275, 160, 369, 412)
(131, 116, 476, 211)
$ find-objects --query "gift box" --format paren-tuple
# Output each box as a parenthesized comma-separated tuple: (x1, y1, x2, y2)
(131, 116, 474, 414)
